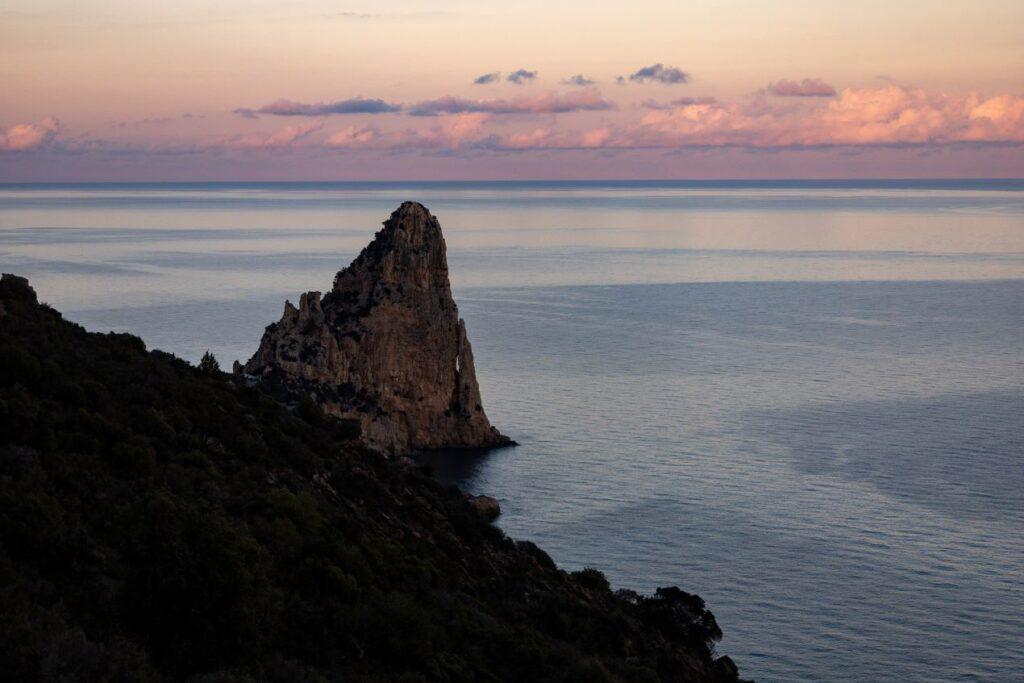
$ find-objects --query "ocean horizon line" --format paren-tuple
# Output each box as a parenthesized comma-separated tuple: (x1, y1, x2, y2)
(2, 178, 1024, 190)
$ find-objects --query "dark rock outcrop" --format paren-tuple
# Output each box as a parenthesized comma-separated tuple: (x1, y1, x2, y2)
(240, 202, 510, 455)
(467, 494, 502, 521)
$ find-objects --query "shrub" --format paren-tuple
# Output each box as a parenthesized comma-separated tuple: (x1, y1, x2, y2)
(572, 568, 611, 594)
(198, 350, 220, 375)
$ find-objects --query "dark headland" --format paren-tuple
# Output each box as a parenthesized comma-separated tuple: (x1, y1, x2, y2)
(0, 202, 745, 681)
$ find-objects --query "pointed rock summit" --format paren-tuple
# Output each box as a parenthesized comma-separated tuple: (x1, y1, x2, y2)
(240, 202, 510, 455)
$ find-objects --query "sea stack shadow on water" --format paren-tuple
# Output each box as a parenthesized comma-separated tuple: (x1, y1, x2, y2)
(238, 201, 512, 456)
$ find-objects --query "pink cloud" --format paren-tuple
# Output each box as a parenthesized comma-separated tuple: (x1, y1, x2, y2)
(325, 125, 380, 148)
(0, 117, 60, 151)
(800, 86, 1024, 146)
(220, 121, 324, 149)
(501, 128, 556, 149)
(768, 78, 837, 97)
(963, 93, 1024, 142)
(624, 101, 765, 147)
(598, 86, 1024, 150)
(398, 112, 493, 149)
(579, 127, 614, 148)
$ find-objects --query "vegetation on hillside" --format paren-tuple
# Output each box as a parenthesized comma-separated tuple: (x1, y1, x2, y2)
(0, 274, 742, 682)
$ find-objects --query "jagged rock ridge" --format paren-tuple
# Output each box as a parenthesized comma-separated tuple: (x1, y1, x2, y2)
(240, 202, 510, 455)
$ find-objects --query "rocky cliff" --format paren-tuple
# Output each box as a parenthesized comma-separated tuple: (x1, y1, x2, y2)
(239, 202, 509, 455)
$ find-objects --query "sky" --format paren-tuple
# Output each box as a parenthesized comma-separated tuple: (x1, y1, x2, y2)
(2, 0, 1023, 180)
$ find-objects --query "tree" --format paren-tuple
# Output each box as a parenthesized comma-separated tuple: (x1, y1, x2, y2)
(198, 350, 220, 375)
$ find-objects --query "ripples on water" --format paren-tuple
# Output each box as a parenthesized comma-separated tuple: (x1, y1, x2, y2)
(1, 182, 1022, 682)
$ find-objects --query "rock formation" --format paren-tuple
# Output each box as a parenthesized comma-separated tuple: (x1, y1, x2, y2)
(466, 494, 502, 521)
(239, 202, 510, 455)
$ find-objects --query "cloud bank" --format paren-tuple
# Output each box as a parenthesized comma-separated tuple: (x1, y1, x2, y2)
(641, 97, 717, 110)
(767, 78, 837, 97)
(7, 85, 1023, 170)
(325, 125, 380, 148)
(605, 86, 1024, 149)
(407, 89, 615, 116)
(339, 85, 1024, 152)
(220, 121, 324, 149)
(235, 98, 401, 117)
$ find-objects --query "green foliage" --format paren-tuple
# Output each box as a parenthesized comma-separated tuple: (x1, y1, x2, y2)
(573, 567, 612, 594)
(638, 587, 724, 647)
(199, 350, 221, 374)
(0, 289, 740, 682)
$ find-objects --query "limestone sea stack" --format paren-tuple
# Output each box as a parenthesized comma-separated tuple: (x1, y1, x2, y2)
(239, 201, 510, 455)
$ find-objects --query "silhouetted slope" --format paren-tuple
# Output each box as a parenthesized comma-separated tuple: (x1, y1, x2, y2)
(0, 274, 743, 682)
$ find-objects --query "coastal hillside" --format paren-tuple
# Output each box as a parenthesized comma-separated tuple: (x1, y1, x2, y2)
(0, 274, 742, 682)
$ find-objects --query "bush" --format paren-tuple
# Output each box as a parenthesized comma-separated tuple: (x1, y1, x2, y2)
(198, 350, 220, 375)
(572, 568, 611, 594)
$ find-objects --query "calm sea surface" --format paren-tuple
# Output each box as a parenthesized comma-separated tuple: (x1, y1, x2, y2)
(1, 181, 1022, 682)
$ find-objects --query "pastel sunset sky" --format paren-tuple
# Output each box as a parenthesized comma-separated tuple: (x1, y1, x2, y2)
(3, 0, 1023, 180)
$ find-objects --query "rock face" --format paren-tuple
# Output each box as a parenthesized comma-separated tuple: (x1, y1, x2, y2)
(240, 202, 509, 455)
(466, 494, 502, 521)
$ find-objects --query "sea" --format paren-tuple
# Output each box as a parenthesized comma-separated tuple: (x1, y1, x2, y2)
(1, 180, 1021, 682)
